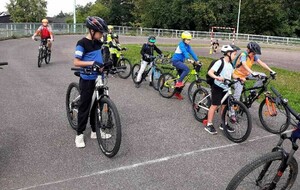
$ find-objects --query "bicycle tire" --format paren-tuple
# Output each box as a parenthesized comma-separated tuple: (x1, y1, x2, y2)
(95, 97, 122, 158)
(188, 80, 203, 103)
(38, 48, 42, 67)
(226, 151, 298, 190)
(151, 67, 162, 91)
(131, 64, 141, 84)
(117, 58, 132, 79)
(45, 50, 51, 64)
(259, 98, 291, 134)
(222, 100, 252, 143)
(192, 87, 211, 122)
(66, 82, 80, 130)
(158, 73, 176, 98)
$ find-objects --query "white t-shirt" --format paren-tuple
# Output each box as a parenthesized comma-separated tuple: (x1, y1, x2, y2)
(211, 59, 234, 90)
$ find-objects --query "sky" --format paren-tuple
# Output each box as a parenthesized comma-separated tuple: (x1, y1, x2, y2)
(0, 0, 96, 17)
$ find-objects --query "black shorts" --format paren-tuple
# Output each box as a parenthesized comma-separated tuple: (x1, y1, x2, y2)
(211, 84, 227, 106)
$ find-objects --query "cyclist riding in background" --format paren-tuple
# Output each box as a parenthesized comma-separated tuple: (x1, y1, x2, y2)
(102, 25, 114, 63)
(212, 39, 219, 54)
(136, 36, 163, 87)
(31, 19, 54, 52)
(171, 31, 200, 99)
(73, 16, 111, 148)
(232, 42, 276, 101)
(109, 33, 125, 68)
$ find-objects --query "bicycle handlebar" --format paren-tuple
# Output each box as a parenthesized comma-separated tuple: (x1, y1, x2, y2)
(270, 86, 300, 121)
(0, 62, 8, 66)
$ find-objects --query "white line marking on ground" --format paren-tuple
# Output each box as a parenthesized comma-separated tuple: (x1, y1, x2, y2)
(17, 134, 276, 190)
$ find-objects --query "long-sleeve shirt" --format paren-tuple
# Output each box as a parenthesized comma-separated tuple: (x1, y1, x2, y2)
(172, 41, 198, 62)
(140, 43, 162, 62)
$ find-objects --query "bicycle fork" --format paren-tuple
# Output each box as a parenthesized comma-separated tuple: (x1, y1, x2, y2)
(264, 93, 277, 116)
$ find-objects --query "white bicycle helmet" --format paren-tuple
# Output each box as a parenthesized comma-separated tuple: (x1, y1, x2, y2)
(221, 44, 240, 55)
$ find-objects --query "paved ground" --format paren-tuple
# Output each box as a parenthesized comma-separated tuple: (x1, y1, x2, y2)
(0, 35, 299, 190)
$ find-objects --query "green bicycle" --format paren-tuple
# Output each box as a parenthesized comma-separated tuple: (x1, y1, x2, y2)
(157, 62, 206, 102)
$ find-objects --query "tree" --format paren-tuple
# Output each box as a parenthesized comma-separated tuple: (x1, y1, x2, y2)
(6, 0, 47, 22)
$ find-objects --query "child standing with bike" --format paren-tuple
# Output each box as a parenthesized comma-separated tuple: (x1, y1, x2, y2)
(171, 31, 200, 100)
(73, 16, 111, 148)
(233, 42, 276, 101)
(136, 36, 163, 87)
(205, 44, 240, 135)
(109, 33, 126, 68)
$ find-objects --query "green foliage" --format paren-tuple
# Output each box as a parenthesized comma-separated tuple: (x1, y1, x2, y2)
(6, 0, 47, 22)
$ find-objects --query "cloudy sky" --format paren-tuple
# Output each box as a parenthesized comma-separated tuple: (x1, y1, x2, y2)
(0, 0, 96, 17)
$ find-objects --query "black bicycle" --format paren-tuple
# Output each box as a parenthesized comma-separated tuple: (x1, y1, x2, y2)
(131, 55, 163, 90)
(66, 64, 122, 158)
(227, 86, 300, 190)
(0, 62, 8, 69)
(35, 38, 51, 67)
(240, 72, 290, 134)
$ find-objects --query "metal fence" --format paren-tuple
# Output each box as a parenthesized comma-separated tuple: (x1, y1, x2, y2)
(1, 23, 300, 45)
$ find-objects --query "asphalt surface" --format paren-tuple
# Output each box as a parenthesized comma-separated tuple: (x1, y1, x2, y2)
(0, 35, 299, 190)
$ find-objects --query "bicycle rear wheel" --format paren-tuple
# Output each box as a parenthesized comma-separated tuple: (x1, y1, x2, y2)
(226, 151, 298, 190)
(38, 49, 42, 67)
(151, 67, 162, 91)
(66, 82, 80, 130)
(131, 64, 141, 84)
(192, 87, 211, 122)
(95, 97, 121, 158)
(117, 58, 132, 79)
(222, 100, 252, 143)
(158, 73, 176, 98)
(259, 97, 291, 134)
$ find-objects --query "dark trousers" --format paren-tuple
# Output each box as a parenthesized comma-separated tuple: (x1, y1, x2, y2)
(77, 78, 96, 135)
(102, 46, 110, 63)
(111, 53, 118, 67)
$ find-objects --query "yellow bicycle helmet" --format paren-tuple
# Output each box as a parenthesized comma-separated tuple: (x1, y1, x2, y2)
(108, 25, 114, 30)
(181, 31, 192, 40)
(42, 19, 48, 23)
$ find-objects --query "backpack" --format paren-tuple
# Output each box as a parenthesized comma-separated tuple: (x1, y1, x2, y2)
(232, 51, 248, 68)
(206, 58, 224, 86)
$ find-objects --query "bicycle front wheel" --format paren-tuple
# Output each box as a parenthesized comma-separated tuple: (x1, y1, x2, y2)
(95, 97, 121, 158)
(226, 151, 298, 190)
(188, 80, 205, 103)
(192, 87, 211, 122)
(38, 49, 42, 67)
(259, 98, 291, 134)
(45, 50, 51, 64)
(151, 67, 162, 91)
(66, 82, 80, 130)
(222, 100, 252, 143)
(117, 58, 132, 79)
(158, 73, 176, 98)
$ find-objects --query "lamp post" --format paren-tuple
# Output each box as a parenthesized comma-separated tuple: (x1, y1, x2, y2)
(236, 0, 241, 39)
(73, 0, 76, 33)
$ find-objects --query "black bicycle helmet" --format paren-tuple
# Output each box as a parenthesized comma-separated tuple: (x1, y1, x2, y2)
(247, 42, 261, 55)
(85, 16, 108, 33)
(148, 36, 156, 43)
(111, 33, 119, 39)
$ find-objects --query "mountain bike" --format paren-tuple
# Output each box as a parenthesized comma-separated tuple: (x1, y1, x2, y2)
(0, 62, 8, 69)
(35, 38, 51, 67)
(192, 79, 252, 143)
(113, 48, 132, 79)
(131, 55, 164, 90)
(66, 65, 121, 158)
(239, 72, 290, 134)
(227, 86, 300, 189)
(157, 61, 206, 102)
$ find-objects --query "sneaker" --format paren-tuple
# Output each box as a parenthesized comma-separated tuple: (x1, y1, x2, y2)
(174, 92, 183, 100)
(219, 124, 235, 133)
(135, 83, 141, 88)
(230, 115, 237, 123)
(175, 81, 184, 88)
(149, 82, 153, 86)
(100, 129, 112, 139)
(90, 131, 97, 139)
(204, 125, 217, 135)
(75, 134, 85, 148)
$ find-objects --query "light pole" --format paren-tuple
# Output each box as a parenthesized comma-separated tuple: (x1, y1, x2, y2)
(236, 0, 241, 39)
(73, 0, 76, 33)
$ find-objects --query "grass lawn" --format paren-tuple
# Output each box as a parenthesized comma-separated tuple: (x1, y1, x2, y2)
(122, 44, 300, 113)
